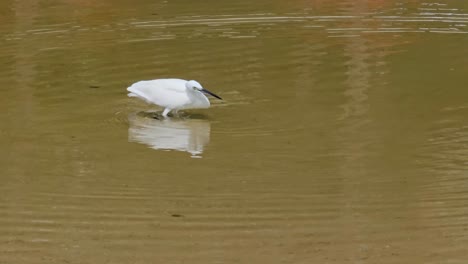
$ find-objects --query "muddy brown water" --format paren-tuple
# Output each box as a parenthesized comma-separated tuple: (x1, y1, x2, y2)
(1, 0, 468, 263)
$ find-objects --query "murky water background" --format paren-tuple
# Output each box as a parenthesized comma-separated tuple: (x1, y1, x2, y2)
(1, 0, 468, 263)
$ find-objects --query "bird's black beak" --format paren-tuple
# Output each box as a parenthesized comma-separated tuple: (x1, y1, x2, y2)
(201, 88, 222, 100)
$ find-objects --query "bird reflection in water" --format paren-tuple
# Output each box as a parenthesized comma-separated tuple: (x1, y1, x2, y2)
(128, 112, 211, 158)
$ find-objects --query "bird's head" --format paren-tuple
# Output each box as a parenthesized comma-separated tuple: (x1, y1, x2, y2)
(186, 80, 222, 100)
(186, 80, 203, 91)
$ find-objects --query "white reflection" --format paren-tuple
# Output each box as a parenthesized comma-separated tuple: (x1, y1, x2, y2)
(128, 113, 211, 157)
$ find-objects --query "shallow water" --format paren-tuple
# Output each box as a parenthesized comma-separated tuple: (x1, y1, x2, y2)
(1, 0, 468, 263)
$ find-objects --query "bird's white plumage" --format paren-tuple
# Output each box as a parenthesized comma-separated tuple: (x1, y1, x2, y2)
(127, 78, 219, 117)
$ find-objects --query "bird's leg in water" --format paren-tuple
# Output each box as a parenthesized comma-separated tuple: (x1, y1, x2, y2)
(162, 108, 171, 117)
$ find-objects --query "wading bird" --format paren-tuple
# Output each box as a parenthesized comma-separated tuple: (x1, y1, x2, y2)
(127, 78, 222, 117)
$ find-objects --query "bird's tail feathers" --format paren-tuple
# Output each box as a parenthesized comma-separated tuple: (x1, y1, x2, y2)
(127, 83, 153, 103)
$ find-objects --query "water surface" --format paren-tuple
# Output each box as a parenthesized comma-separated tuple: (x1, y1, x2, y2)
(1, 0, 468, 263)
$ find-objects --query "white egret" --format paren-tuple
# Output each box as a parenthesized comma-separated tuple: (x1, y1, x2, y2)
(127, 78, 222, 117)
